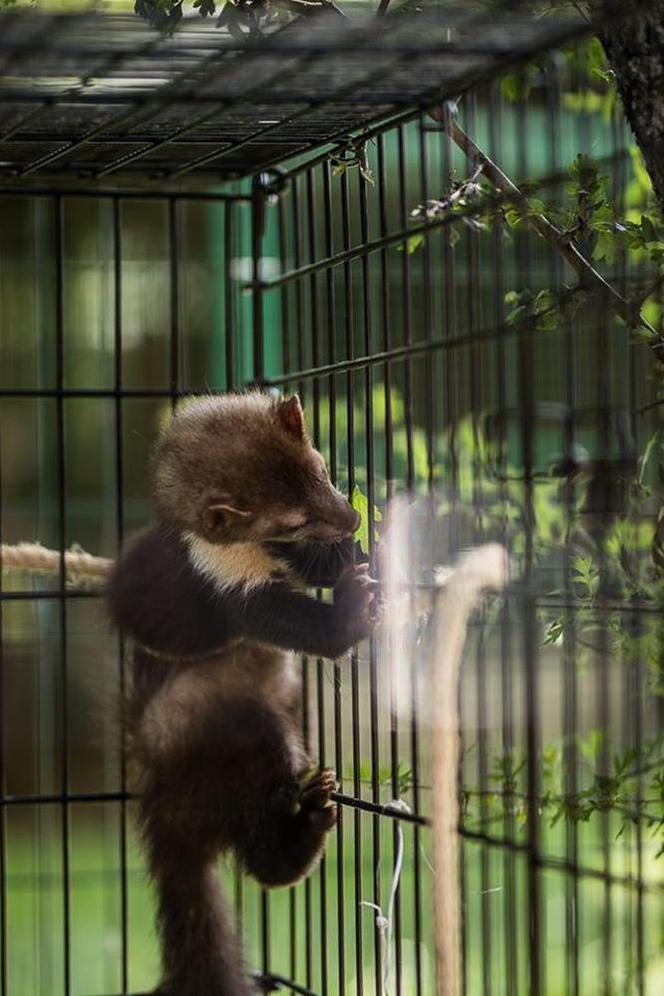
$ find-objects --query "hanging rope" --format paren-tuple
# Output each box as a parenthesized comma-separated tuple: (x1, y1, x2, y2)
(431, 544, 509, 996)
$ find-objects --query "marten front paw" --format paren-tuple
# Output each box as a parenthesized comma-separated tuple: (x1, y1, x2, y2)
(334, 564, 380, 646)
(298, 768, 338, 831)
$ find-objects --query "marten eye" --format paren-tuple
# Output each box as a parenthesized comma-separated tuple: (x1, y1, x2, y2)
(279, 515, 309, 535)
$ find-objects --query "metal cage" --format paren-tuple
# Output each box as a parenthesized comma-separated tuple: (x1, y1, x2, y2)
(0, 4, 662, 995)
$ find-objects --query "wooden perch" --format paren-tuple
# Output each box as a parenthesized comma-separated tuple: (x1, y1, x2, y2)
(0, 543, 112, 583)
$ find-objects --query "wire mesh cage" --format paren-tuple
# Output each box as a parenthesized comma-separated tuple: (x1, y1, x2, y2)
(0, 3, 663, 996)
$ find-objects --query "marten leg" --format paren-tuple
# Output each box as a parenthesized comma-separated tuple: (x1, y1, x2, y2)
(189, 694, 337, 888)
(237, 763, 338, 887)
(138, 685, 336, 896)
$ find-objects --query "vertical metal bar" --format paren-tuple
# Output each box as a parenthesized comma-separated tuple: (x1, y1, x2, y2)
(301, 645, 313, 990)
(0, 351, 6, 996)
(440, 110, 459, 500)
(252, 179, 265, 383)
(486, 79, 519, 996)
(464, 88, 492, 996)
(278, 196, 291, 381)
(306, 165, 329, 996)
(234, 858, 244, 951)
(377, 130, 403, 996)
(224, 202, 235, 390)
(290, 172, 312, 988)
(397, 126, 415, 489)
(597, 297, 613, 996)
(515, 85, 542, 996)
(306, 172, 322, 479)
(417, 112, 436, 487)
(251, 179, 270, 978)
(55, 193, 71, 996)
(322, 158, 346, 996)
(397, 123, 422, 996)
(292, 176, 306, 405)
(613, 104, 645, 996)
(358, 167, 382, 996)
(289, 887, 297, 991)
(261, 885, 269, 983)
(276, 183, 299, 986)
(112, 195, 129, 996)
(340, 168, 363, 996)
(546, 57, 580, 996)
(562, 309, 580, 996)
(168, 198, 180, 411)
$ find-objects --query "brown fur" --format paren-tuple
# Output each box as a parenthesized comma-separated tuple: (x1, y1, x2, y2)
(108, 391, 377, 996)
(154, 391, 360, 545)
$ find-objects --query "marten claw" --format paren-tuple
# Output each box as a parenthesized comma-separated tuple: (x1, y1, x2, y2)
(299, 767, 338, 811)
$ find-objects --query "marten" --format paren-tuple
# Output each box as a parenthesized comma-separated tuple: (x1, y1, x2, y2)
(107, 390, 378, 996)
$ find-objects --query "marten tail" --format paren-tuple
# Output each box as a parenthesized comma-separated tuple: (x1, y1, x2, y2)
(144, 820, 255, 996)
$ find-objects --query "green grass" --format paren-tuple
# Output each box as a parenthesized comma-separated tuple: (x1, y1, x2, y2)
(3, 802, 662, 995)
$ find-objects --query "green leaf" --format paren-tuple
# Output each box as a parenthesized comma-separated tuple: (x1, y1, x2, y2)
(398, 233, 425, 255)
(351, 486, 382, 555)
(543, 618, 565, 646)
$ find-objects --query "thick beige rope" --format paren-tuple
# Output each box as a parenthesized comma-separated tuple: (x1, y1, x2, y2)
(432, 544, 509, 996)
(0, 542, 113, 584)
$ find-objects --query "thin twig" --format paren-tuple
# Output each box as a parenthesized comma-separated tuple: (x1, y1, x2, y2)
(636, 399, 664, 416)
(430, 107, 661, 345)
(410, 163, 484, 220)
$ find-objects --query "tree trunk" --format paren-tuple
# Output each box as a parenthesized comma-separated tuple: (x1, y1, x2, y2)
(594, 1, 664, 214)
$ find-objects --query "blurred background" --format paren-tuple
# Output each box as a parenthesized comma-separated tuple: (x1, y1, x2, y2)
(1, 4, 663, 995)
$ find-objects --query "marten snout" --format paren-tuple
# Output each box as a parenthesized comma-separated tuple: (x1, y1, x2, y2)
(321, 489, 361, 538)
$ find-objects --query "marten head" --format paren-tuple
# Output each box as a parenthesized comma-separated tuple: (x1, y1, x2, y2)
(154, 391, 360, 546)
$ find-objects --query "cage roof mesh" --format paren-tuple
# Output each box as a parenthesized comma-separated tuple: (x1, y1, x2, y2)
(0, 3, 588, 182)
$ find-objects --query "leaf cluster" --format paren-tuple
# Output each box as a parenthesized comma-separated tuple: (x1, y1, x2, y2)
(462, 735, 664, 856)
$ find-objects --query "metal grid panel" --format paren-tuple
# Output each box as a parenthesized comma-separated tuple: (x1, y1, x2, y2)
(1, 33, 663, 996)
(0, 4, 588, 181)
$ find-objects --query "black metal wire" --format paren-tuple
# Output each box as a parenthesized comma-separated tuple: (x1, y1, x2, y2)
(0, 353, 7, 996)
(54, 194, 72, 996)
(0, 6, 591, 181)
(112, 195, 129, 996)
(0, 16, 662, 995)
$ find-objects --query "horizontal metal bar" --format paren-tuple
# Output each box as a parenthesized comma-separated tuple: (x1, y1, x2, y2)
(0, 187, 249, 201)
(1, 789, 657, 895)
(459, 827, 664, 892)
(0, 589, 101, 601)
(242, 180, 560, 292)
(261, 316, 540, 384)
(2, 585, 662, 616)
(0, 387, 181, 398)
(255, 972, 320, 995)
(0, 790, 128, 806)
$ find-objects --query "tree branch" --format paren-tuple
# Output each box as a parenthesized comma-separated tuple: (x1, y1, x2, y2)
(591, 0, 664, 216)
(428, 106, 661, 345)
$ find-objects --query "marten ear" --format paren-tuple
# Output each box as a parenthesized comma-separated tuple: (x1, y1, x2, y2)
(202, 502, 252, 539)
(278, 395, 306, 440)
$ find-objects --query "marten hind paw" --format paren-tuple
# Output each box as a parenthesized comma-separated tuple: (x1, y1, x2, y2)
(299, 767, 337, 808)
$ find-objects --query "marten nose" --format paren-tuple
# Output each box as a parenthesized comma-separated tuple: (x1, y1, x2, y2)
(351, 509, 361, 533)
